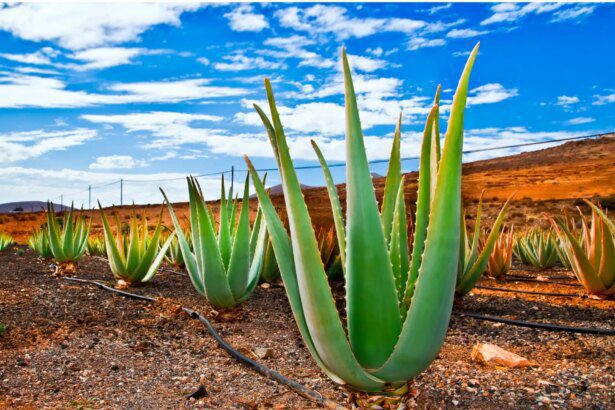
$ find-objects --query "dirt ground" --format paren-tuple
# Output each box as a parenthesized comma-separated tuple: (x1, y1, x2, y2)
(0, 247, 613, 409)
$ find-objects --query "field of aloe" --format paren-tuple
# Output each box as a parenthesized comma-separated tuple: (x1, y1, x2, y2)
(0, 47, 613, 409)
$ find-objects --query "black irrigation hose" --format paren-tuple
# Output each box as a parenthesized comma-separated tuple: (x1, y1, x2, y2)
(456, 312, 615, 336)
(475, 285, 583, 298)
(62, 276, 344, 410)
(507, 274, 576, 281)
(502, 277, 582, 287)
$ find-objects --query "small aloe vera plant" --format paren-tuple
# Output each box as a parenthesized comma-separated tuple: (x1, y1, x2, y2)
(513, 228, 559, 270)
(161, 175, 268, 308)
(28, 229, 53, 259)
(46, 203, 90, 271)
(86, 235, 106, 256)
(550, 201, 615, 297)
(456, 196, 512, 295)
(99, 204, 174, 285)
(245, 45, 479, 391)
(0, 233, 14, 252)
(487, 225, 515, 278)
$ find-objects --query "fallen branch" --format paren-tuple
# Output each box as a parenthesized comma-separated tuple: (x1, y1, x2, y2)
(62, 277, 345, 410)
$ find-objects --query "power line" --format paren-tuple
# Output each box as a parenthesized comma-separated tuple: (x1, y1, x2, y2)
(46, 131, 612, 204)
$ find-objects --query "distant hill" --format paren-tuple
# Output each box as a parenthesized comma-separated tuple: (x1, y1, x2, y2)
(0, 201, 68, 214)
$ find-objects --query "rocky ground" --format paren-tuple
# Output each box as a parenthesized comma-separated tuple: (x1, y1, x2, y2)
(0, 247, 613, 409)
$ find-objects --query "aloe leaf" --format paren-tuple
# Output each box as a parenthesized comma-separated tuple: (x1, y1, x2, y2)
(311, 140, 346, 276)
(376, 43, 479, 381)
(585, 200, 615, 233)
(47, 203, 66, 261)
(143, 232, 175, 282)
(390, 177, 410, 300)
(245, 155, 383, 391)
(598, 218, 615, 285)
(381, 114, 402, 243)
(190, 177, 234, 307)
(263, 76, 387, 388)
(227, 175, 252, 300)
(342, 49, 402, 369)
(403, 105, 438, 305)
(160, 188, 203, 295)
(457, 194, 513, 295)
(218, 175, 232, 269)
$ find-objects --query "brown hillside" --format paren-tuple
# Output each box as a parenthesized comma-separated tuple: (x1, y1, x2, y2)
(1, 135, 613, 243)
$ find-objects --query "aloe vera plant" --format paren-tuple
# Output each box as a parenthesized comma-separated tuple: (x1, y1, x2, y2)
(0, 233, 14, 251)
(514, 228, 558, 270)
(28, 229, 53, 259)
(46, 203, 90, 269)
(550, 201, 615, 296)
(86, 235, 106, 256)
(456, 196, 512, 295)
(487, 225, 515, 278)
(98, 204, 173, 285)
(244, 45, 479, 391)
(161, 175, 268, 308)
(165, 232, 191, 269)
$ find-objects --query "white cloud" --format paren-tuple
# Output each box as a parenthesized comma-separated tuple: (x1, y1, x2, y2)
(213, 53, 285, 71)
(89, 155, 147, 170)
(275, 5, 452, 40)
(481, 3, 565, 25)
(81, 111, 225, 149)
(224, 5, 269, 32)
(447, 28, 488, 39)
(0, 47, 59, 65)
(68, 47, 150, 71)
(0, 3, 202, 50)
(556, 95, 579, 106)
(0, 73, 250, 108)
(407, 37, 446, 51)
(0, 128, 96, 163)
(262, 35, 335, 69)
(565, 117, 595, 125)
(425, 3, 452, 15)
(551, 6, 596, 23)
(592, 93, 615, 106)
(345, 54, 387, 73)
(467, 83, 518, 105)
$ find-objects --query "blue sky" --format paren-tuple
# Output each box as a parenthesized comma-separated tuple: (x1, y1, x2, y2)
(0, 2, 613, 206)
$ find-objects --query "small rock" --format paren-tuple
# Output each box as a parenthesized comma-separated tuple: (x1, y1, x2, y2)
(471, 342, 535, 368)
(260, 283, 271, 289)
(468, 379, 480, 387)
(254, 347, 274, 359)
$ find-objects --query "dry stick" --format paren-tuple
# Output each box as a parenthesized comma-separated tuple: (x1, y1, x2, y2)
(502, 277, 582, 287)
(475, 285, 583, 298)
(456, 312, 615, 336)
(62, 277, 346, 410)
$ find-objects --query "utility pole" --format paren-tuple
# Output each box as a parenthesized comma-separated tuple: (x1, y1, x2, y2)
(120, 179, 124, 206)
(88, 185, 91, 209)
(60, 194, 63, 210)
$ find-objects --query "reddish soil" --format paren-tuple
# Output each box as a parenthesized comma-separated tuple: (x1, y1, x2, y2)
(0, 248, 613, 409)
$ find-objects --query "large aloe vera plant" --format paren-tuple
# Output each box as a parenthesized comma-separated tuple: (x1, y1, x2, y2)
(244, 45, 479, 391)
(161, 175, 268, 308)
(456, 196, 512, 295)
(98, 204, 173, 285)
(550, 201, 615, 296)
(46, 203, 90, 269)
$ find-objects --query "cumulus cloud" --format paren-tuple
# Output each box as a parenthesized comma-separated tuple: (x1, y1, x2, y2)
(556, 95, 580, 106)
(68, 47, 155, 71)
(467, 83, 518, 105)
(447, 28, 489, 38)
(0, 3, 202, 50)
(0, 47, 59, 65)
(481, 3, 565, 25)
(592, 93, 615, 106)
(224, 5, 269, 32)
